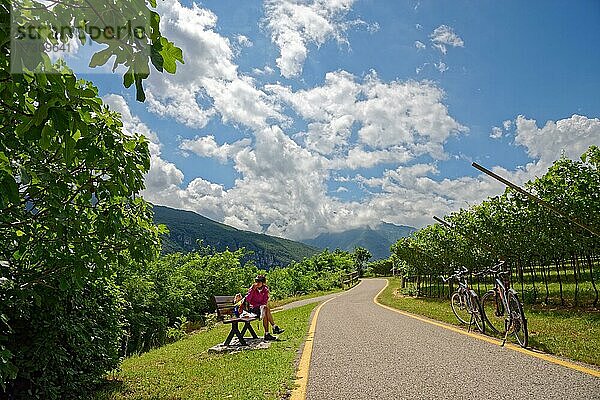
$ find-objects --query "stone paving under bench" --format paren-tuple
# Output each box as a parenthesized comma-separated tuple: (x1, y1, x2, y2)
(208, 338, 271, 354)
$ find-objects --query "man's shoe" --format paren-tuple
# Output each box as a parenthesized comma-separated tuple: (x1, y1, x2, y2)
(273, 326, 285, 334)
(264, 333, 277, 341)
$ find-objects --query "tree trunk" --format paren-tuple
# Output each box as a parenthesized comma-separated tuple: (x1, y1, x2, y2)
(556, 259, 564, 306)
(518, 258, 525, 301)
(586, 253, 598, 307)
(572, 254, 579, 306)
(540, 259, 550, 304)
(529, 260, 537, 304)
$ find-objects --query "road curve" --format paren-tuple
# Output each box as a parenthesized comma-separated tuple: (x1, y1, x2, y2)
(305, 279, 600, 400)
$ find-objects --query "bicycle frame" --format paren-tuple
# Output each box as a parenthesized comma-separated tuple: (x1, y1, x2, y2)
(445, 270, 484, 332)
(490, 271, 520, 345)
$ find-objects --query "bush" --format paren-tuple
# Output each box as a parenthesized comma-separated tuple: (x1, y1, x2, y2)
(118, 248, 259, 355)
(4, 277, 123, 399)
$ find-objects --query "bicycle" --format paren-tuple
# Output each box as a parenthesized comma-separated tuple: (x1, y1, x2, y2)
(441, 266, 485, 333)
(480, 261, 528, 348)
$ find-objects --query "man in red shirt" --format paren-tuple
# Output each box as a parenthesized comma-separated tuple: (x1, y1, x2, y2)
(246, 274, 284, 341)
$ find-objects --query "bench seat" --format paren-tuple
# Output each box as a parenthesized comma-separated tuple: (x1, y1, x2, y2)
(214, 295, 259, 346)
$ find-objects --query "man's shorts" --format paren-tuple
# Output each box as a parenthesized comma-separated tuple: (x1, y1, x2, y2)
(250, 305, 265, 319)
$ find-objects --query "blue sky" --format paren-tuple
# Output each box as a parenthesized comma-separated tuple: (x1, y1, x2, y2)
(77, 0, 600, 239)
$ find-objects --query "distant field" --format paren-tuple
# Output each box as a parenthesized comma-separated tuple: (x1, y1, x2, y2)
(378, 278, 600, 366)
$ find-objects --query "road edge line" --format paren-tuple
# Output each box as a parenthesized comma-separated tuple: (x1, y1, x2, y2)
(372, 278, 600, 379)
(290, 295, 339, 400)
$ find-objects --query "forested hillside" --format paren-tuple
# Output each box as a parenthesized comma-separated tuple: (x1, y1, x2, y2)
(153, 205, 319, 268)
(304, 223, 415, 259)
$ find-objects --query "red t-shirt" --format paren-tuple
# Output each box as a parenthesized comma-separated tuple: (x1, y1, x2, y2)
(246, 285, 269, 307)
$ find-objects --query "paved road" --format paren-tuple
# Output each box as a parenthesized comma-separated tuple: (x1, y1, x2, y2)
(276, 292, 342, 311)
(306, 279, 600, 400)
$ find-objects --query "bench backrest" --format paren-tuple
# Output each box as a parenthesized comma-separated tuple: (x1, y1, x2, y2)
(214, 295, 236, 318)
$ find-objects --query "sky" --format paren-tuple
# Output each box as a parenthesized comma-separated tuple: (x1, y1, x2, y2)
(73, 0, 599, 240)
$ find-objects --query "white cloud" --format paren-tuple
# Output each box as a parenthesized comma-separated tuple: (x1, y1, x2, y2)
(263, 0, 370, 78)
(415, 63, 428, 74)
(180, 135, 252, 163)
(252, 65, 275, 76)
(145, 1, 285, 130)
(514, 114, 600, 167)
(121, 85, 599, 240)
(490, 126, 503, 139)
(435, 61, 448, 73)
(236, 34, 253, 47)
(202, 76, 287, 130)
(329, 146, 413, 170)
(347, 114, 600, 230)
(414, 40, 426, 50)
(268, 70, 467, 161)
(430, 25, 464, 55)
(503, 119, 512, 131)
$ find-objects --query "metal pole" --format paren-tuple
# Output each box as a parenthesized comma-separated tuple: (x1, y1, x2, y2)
(472, 162, 600, 238)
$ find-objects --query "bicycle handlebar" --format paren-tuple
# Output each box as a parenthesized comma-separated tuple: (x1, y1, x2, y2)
(478, 260, 509, 277)
(440, 266, 470, 283)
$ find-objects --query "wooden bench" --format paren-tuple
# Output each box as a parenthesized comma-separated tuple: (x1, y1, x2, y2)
(214, 295, 259, 346)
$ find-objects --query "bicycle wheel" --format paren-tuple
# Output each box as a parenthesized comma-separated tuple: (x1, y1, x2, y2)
(451, 292, 470, 325)
(469, 293, 485, 334)
(507, 292, 528, 348)
(481, 290, 504, 334)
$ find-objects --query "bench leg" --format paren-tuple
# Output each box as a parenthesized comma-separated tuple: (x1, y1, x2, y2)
(240, 321, 258, 339)
(228, 322, 248, 346)
(223, 325, 237, 346)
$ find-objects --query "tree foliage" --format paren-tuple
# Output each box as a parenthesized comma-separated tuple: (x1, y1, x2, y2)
(352, 246, 371, 277)
(0, 0, 182, 397)
(390, 146, 600, 306)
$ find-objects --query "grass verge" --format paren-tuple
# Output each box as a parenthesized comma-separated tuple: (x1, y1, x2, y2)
(95, 303, 318, 400)
(378, 278, 600, 366)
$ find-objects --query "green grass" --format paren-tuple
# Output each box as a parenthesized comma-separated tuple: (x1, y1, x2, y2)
(378, 278, 600, 366)
(270, 288, 342, 309)
(96, 303, 318, 400)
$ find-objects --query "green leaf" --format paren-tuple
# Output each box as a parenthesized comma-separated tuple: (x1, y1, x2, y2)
(158, 38, 184, 74)
(89, 47, 114, 68)
(150, 45, 164, 72)
(135, 75, 146, 102)
(63, 135, 76, 166)
(40, 124, 53, 150)
(0, 152, 10, 173)
(124, 140, 137, 152)
(123, 68, 135, 88)
(0, 174, 19, 204)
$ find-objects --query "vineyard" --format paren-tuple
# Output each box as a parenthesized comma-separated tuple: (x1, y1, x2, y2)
(390, 146, 600, 308)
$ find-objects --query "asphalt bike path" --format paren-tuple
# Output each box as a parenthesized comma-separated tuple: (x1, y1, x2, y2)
(275, 292, 342, 312)
(303, 279, 600, 400)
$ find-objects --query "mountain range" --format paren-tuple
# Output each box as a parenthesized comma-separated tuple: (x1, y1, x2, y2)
(303, 223, 416, 260)
(153, 205, 415, 268)
(153, 205, 319, 269)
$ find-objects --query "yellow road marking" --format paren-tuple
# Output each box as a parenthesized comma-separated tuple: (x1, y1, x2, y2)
(373, 278, 600, 379)
(290, 296, 338, 400)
